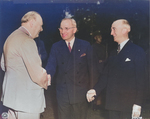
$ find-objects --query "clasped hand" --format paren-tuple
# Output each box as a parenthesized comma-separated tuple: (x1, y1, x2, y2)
(132, 104, 141, 118)
(86, 89, 96, 102)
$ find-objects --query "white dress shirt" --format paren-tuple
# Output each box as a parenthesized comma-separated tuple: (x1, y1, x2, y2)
(65, 37, 75, 49)
(119, 39, 129, 51)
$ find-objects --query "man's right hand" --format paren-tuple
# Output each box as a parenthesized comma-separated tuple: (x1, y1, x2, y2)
(42, 68, 49, 90)
(86, 89, 96, 102)
(47, 74, 51, 86)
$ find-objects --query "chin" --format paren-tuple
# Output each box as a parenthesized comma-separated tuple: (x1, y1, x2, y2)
(62, 37, 67, 40)
(114, 39, 117, 42)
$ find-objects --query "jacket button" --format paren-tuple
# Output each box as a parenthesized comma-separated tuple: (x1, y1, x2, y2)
(64, 82, 66, 84)
(65, 72, 67, 74)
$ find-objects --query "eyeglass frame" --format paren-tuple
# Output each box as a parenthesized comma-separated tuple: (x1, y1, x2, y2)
(58, 27, 76, 31)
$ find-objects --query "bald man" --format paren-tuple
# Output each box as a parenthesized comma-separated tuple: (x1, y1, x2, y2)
(1, 11, 50, 119)
(86, 19, 147, 119)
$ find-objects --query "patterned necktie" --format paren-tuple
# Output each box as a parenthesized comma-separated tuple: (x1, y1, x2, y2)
(68, 42, 72, 52)
(117, 44, 120, 53)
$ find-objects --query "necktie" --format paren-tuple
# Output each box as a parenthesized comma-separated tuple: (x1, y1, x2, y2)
(68, 42, 71, 52)
(117, 44, 120, 53)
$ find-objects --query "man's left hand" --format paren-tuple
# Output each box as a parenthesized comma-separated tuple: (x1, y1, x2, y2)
(132, 104, 141, 118)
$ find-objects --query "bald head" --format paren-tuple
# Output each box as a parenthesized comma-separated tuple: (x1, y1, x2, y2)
(21, 11, 41, 24)
(21, 11, 43, 39)
(113, 19, 131, 32)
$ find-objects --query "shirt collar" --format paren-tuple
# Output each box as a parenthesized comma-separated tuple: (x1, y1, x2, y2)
(21, 26, 32, 38)
(65, 37, 75, 49)
(119, 39, 129, 50)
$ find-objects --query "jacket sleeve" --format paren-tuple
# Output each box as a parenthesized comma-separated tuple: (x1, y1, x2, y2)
(45, 44, 57, 78)
(0, 54, 5, 71)
(93, 58, 109, 96)
(134, 49, 147, 105)
(20, 39, 48, 89)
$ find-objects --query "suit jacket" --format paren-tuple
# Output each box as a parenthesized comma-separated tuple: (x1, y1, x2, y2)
(46, 38, 93, 104)
(94, 40, 147, 112)
(0, 27, 48, 113)
(34, 37, 48, 62)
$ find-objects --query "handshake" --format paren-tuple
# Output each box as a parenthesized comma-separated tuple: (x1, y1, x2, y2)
(132, 117, 142, 119)
(42, 68, 51, 89)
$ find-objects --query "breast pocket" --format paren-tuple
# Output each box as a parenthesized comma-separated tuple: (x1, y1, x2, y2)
(121, 60, 134, 74)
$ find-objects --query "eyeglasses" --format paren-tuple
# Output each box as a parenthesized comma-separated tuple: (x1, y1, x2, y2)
(58, 27, 75, 31)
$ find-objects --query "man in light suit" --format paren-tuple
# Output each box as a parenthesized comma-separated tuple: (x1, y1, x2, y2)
(87, 19, 147, 119)
(46, 18, 93, 119)
(0, 11, 50, 119)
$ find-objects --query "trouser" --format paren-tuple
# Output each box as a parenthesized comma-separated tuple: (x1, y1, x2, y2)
(58, 101, 88, 119)
(108, 110, 132, 119)
(7, 109, 40, 119)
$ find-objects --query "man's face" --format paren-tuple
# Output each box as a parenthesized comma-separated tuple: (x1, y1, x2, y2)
(59, 19, 77, 42)
(111, 20, 123, 43)
(32, 15, 43, 38)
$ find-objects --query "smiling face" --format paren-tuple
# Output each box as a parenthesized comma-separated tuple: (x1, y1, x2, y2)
(59, 19, 77, 42)
(111, 19, 130, 44)
(111, 20, 124, 44)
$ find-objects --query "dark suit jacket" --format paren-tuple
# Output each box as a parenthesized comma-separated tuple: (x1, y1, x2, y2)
(34, 37, 48, 67)
(94, 40, 147, 112)
(34, 37, 47, 62)
(46, 38, 93, 104)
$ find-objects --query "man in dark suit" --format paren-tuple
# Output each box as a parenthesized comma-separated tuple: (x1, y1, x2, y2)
(86, 19, 147, 119)
(34, 36, 48, 67)
(46, 18, 93, 119)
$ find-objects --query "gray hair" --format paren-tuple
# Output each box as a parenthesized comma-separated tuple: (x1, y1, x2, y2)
(121, 19, 131, 32)
(61, 18, 77, 28)
(21, 11, 40, 23)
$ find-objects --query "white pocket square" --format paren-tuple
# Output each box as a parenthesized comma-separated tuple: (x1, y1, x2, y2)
(125, 58, 131, 62)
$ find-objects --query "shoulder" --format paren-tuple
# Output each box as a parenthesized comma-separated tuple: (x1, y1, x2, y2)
(128, 41, 145, 53)
(7, 28, 34, 47)
(52, 40, 64, 47)
(76, 38, 90, 43)
(75, 38, 91, 46)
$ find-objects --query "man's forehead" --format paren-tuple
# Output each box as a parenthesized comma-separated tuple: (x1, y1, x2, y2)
(114, 20, 123, 25)
(61, 20, 72, 25)
(112, 21, 122, 28)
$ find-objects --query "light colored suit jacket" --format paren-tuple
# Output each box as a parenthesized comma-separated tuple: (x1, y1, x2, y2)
(1, 27, 47, 113)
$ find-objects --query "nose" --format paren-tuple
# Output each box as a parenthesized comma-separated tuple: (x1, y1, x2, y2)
(111, 30, 113, 35)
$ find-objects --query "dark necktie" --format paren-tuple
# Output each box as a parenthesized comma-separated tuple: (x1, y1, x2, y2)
(117, 44, 120, 53)
(68, 42, 71, 52)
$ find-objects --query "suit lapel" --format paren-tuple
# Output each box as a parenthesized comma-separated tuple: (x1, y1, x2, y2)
(58, 40, 73, 70)
(65, 38, 81, 71)
(117, 40, 132, 60)
(110, 40, 132, 68)
(59, 40, 70, 56)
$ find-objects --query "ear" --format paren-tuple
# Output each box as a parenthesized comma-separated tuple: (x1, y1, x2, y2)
(122, 28, 127, 34)
(73, 27, 77, 33)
